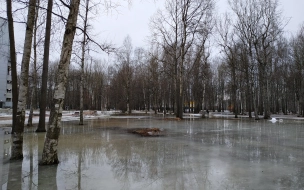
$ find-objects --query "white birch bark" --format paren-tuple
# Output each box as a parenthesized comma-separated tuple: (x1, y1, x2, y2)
(27, 0, 40, 127)
(10, 0, 36, 160)
(80, 0, 89, 125)
(40, 0, 81, 164)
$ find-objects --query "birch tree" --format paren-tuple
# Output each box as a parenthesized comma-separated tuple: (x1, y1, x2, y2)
(28, 0, 43, 127)
(292, 25, 304, 116)
(229, 0, 285, 119)
(116, 35, 133, 114)
(10, 0, 36, 160)
(217, 14, 239, 118)
(79, 0, 90, 125)
(151, 0, 215, 119)
(40, 0, 81, 165)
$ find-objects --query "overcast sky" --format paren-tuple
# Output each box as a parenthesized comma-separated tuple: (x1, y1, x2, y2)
(2, 0, 304, 62)
(278, 0, 304, 34)
(97, 0, 304, 50)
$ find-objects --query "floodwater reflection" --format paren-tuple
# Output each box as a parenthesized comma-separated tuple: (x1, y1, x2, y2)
(1, 118, 304, 189)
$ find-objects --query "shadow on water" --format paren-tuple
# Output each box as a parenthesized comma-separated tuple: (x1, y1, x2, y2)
(1, 118, 304, 189)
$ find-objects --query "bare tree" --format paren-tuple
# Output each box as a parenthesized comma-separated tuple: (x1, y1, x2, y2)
(291, 24, 304, 116)
(133, 47, 148, 112)
(217, 14, 240, 118)
(10, 0, 36, 160)
(40, 0, 81, 165)
(37, 0, 53, 132)
(79, 0, 90, 125)
(6, 0, 18, 138)
(116, 35, 133, 114)
(151, 0, 215, 119)
(28, 0, 44, 127)
(229, 0, 285, 119)
(148, 51, 160, 114)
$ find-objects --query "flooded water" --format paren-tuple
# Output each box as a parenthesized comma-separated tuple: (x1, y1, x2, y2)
(1, 118, 304, 190)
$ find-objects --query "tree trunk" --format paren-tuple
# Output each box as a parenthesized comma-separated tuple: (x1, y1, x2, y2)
(37, 0, 53, 132)
(263, 75, 271, 119)
(233, 88, 238, 118)
(6, 0, 18, 140)
(27, 90, 34, 127)
(79, 0, 89, 125)
(40, 0, 81, 165)
(28, 0, 40, 127)
(174, 74, 178, 116)
(143, 88, 147, 114)
(253, 87, 259, 120)
(177, 66, 184, 119)
(246, 72, 252, 118)
(201, 83, 206, 118)
(10, 0, 36, 160)
(154, 95, 157, 114)
(79, 70, 84, 124)
(232, 68, 238, 118)
(127, 77, 131, 114)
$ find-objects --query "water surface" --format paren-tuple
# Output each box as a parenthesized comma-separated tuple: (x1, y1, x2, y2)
(1, 118, 304, 190)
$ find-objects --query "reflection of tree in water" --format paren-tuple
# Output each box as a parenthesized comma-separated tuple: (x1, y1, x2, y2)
(4, 128, 58, 190)
(277, 167, 304, 189)
(104, 136, 211, 189)
(195, 120, 304, 189)
(197, 120, 303, 164)
(6, 160, 22, 190)
(105, 140, 135, 189)
(59, 125, 99, 190)
(58, 120, 213, 189)
(22, 131, 38, 189)
(7, 130, 37, 190)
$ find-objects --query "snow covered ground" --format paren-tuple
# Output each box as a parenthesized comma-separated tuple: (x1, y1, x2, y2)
(0, 109, 304, 127)
(0, 110, 120, 126)
(209, 111, 304, 121)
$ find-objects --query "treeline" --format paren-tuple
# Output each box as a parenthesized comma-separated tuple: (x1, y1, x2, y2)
(28, 25, 304, 119)
(23, 0, 304, 120)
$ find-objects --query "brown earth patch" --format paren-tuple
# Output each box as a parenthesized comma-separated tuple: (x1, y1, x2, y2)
(128, 128, 164, 137)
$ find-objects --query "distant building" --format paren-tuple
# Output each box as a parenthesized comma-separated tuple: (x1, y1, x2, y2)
(0, 17, 12, 108)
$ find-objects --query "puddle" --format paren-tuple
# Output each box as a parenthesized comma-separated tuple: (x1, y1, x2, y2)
(1, 118, 304, 189)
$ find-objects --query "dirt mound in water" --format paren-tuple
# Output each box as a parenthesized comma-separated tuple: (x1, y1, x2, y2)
(129, 128, 164, 137)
